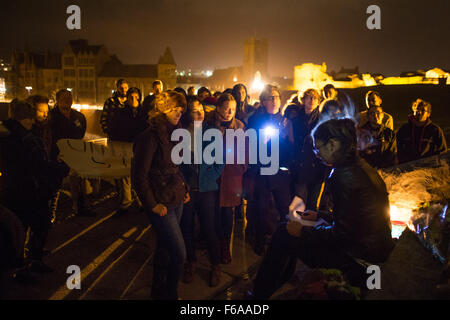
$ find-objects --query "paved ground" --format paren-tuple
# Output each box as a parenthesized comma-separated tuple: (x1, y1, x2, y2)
(1, 180, 262, 300)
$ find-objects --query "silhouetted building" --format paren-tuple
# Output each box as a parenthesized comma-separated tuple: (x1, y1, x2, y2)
(243, 38, 268, 83)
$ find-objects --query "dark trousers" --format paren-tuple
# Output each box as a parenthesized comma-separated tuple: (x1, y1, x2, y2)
(253, 224, 368, 299)
(219, 207, 234, 242)
(253, 172, 291, 248)
(6, 200, 51, 262)
(147, 204, 186, 300)
(180, 191, 220, 265)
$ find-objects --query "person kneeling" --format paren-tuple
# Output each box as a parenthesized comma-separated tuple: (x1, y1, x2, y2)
(251, 119, 395, 299)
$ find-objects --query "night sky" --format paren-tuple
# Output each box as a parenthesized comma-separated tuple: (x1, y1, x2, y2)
(1, 0, 449, 77)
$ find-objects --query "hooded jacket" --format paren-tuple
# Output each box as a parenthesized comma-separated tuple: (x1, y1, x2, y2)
(131, 114, 188, 211)
(396, 115, 447, 164)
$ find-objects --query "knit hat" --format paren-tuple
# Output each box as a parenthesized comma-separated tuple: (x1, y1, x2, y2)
(9, 99, 36, 120)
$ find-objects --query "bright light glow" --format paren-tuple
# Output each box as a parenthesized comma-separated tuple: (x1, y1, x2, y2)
(263, 125, 277, 137)
(67, 88, 72, 92)
(390, 205, 414, 230)
(233, 76, 238, 82)
(72, 104, 103, 112)
(25, 86, 32, 90)
(206, 70, 213, 77)
(251, 71, 265, 93)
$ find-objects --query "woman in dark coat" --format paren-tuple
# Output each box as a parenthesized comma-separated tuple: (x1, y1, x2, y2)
(131, 91, 190, 300)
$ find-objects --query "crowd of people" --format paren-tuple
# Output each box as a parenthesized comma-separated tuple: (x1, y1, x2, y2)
(0, 78, 447, 299)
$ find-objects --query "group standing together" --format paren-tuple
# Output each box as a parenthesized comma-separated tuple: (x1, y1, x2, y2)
(0, 78, 447, 299)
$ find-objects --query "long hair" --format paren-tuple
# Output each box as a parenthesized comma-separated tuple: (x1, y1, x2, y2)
(180, 96, 204, 128)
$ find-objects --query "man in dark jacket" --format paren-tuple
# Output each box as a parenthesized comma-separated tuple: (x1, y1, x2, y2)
(0, 100, 63, 279)
(251, 119, 395, 299)
(100, 78, 128, 136)
(109, 87, 148, 215)
(396, 99, 447, 164)
(142, 80, 163, 115)
(291, 89, 321, 163)
(359, 105, 397, 168)
(245, 85, 295, 256)
(49, 89, 90, 216)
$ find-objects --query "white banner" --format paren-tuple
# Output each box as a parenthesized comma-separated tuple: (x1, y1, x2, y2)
(57, 139, 133, 178)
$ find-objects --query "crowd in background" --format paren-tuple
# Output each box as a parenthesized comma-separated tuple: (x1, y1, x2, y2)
(0, 78, 447, 299)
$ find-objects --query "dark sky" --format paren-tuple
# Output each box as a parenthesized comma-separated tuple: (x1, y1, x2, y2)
(1, 0, 449, 77)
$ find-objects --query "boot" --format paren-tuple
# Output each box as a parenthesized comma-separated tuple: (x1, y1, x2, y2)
(220, 240, 232, 264)
(182, 262, 195, 284)
(29, 260, 54, 274)
(210, 264, 221, 287)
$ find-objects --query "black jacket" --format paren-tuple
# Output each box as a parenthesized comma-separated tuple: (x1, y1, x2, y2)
(396, 115, 447, 164)
(49, 107, 86, 161)
(109, 104, 148, 142)
(100, 93, 126, 136)
(0, 119, 66, 212)
(311, 157, 395, 263)
(131, 114, 188, 211)
(291, 107, 321, 163)
(247, 106, 295, 171)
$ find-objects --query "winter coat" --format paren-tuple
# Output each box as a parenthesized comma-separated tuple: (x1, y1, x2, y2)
(0, 119, 67, 215)
(310, 156, 395, 263)
(204, 110, 247, 207)
(32, 120, 52, 158)
(49, 106, 86, 162)
(179, 123, 225, 193)
(100, 93, 126, 136)
(247, 106, 295, 170)
(396, 115, 447, 164)
(359, 123, 397, 168)
(131, 114, 188, 211)
(291, 107, 321, 164)
(109, 104, 148, 142)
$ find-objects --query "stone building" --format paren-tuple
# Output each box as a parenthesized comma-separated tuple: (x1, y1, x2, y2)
(8, 50, 62, 100)
(61, 39, 112, 104)
(6, 40, 177, 105)
(243, 37, 268, 84)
